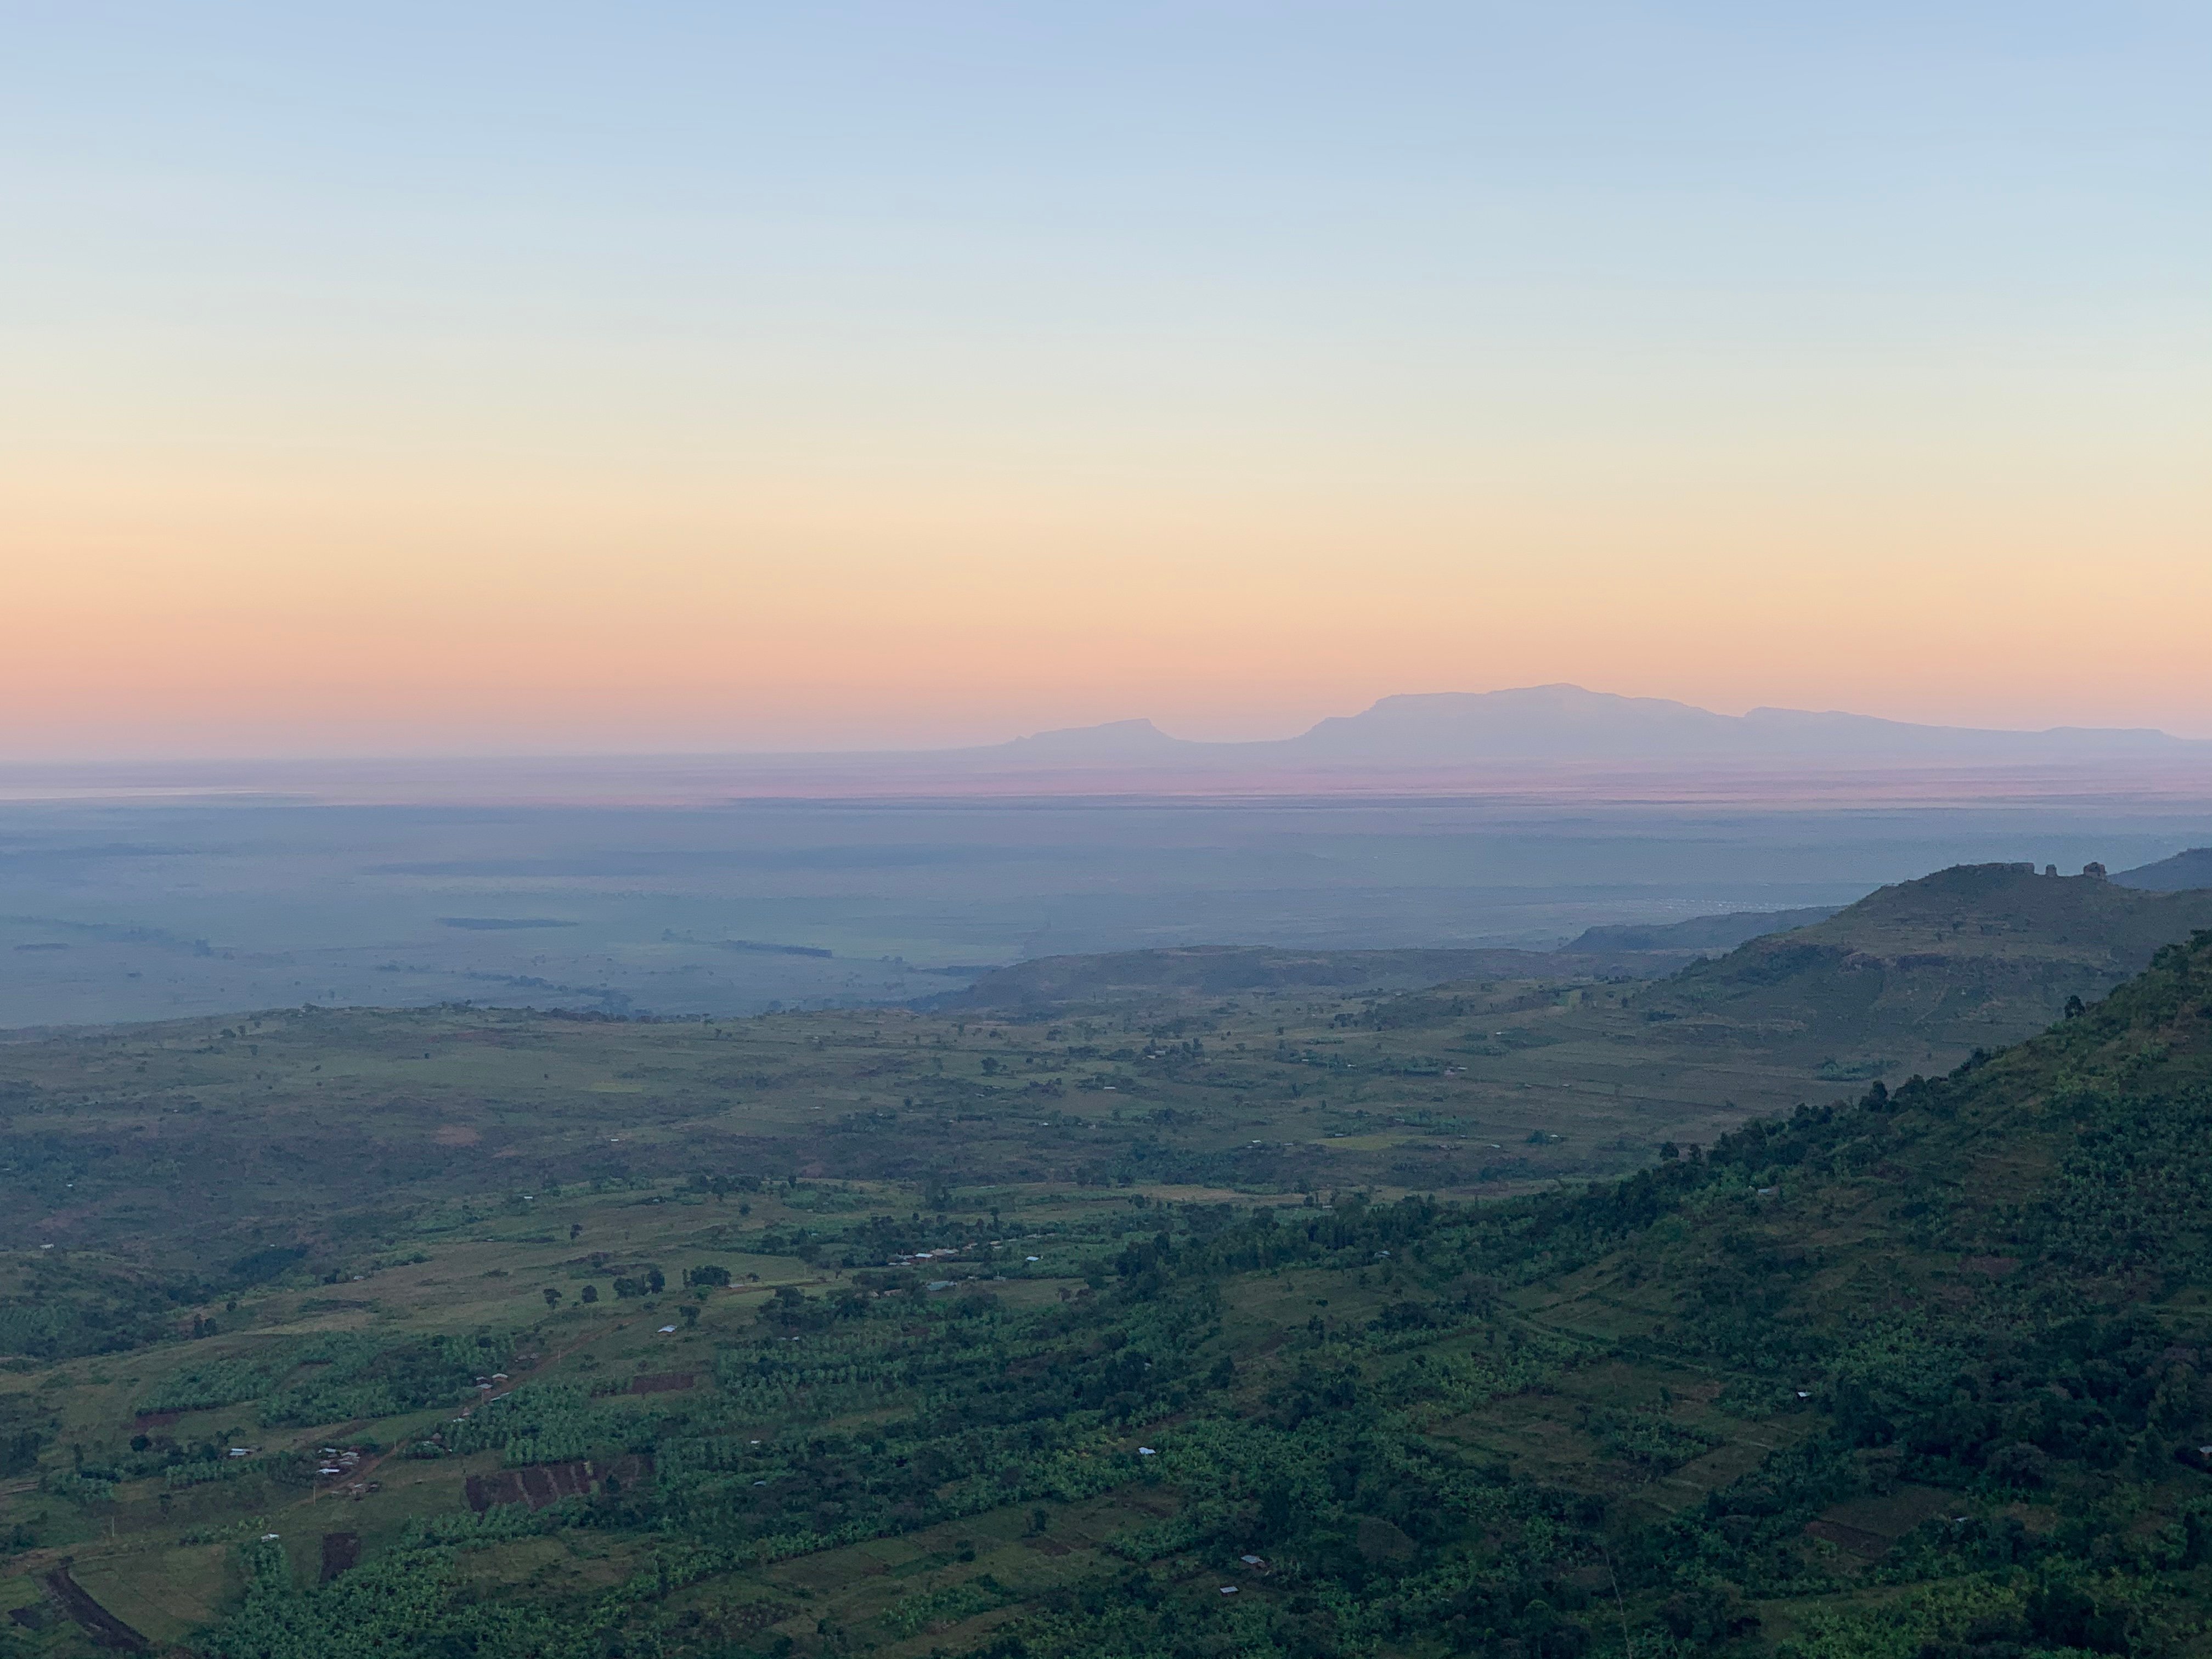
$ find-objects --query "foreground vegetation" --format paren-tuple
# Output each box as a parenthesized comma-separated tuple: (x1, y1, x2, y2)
(1, 873, 2210, 1656)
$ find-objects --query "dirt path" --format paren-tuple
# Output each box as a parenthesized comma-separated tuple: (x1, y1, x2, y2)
(43, 1562, 150, 1652)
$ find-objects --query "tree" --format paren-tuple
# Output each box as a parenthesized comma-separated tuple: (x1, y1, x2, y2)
(542, 1288, 562, 1310)
(580, 1284, 599, 1304)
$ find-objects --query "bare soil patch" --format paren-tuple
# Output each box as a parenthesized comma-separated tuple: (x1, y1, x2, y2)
(466, 1454, 651, 1512)
(43, 1565, 149, 1652)
(320, 1532, 360, 1582)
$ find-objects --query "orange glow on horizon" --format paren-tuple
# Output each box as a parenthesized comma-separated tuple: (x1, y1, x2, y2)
(5, 444, 2209, 758)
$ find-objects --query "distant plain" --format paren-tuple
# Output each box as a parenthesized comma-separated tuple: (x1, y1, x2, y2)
(3, 766, 2209, 1028)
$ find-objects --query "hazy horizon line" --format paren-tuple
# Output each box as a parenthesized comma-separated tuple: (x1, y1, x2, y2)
(8, 682, 2212, 771)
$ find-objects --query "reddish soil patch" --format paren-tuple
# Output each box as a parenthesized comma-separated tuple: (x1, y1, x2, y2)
(320, 1532, 360, 1582)
(42, 1566, 148, 1652)
(466, 1454, 651, 1513)
(131, 1411, 179, 1429)
(628, 1372, 696, 1395)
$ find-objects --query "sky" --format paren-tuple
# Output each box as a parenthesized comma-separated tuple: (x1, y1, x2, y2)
(3, 2, 2208, 758)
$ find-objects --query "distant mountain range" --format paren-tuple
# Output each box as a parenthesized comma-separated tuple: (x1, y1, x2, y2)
(9, 685, 2206, 809)
(988, 685, 2211, 770)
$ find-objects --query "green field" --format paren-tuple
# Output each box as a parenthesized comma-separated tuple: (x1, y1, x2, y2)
(1, 869, 2209, 1656)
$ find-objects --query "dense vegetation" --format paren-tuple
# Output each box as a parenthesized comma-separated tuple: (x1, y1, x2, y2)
(2, 889, 2210, 1658)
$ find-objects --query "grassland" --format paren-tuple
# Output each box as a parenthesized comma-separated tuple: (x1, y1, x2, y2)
(0, 972, 1825, 1280)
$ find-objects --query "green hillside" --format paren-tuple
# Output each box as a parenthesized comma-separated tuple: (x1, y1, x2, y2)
(1638, 862, 2212, 1059)
(1521, 923, 2212, 1656)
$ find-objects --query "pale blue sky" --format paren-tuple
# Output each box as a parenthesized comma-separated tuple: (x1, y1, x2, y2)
(10, 3, 2202, 428)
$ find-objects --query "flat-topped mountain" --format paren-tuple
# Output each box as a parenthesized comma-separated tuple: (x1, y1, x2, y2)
(994, 717, 1189, 759)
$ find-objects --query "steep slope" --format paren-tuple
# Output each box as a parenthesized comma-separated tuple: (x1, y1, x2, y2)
(1552, 922, 2212, 1375)
(1503, 925, 2212, 1656)
(2116, 847, 2212, 891)
(1637, 862, 2212, 1057)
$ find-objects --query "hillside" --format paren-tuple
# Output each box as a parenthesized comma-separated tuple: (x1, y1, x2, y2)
(1635, 861, 2212, 1061)
(1508, 922, 2212, 1656)
(945, 868, 2212, 1088)
(2117, 847, 2212, 891)
(1562, 905, 1841, 955)
(1539, 919, 2212, 1372)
